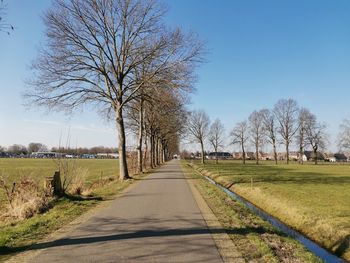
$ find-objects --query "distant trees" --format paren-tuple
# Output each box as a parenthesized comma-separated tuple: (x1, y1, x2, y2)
(183, 97, 339, 165)
(248, 110, 265, 165)
(28, 143, 48, 153)
(304, 113, 327, 165)
(7, 144, 27, 155)
(26, 0, 204, 180)
(208, 119, 225, 164)
(338, 117, 350, 151)
(297, 108, 311, 164)
(230, 121, 249, 164)
(261, 109, 278, 164)
(187, 110, 210, 164)
(273, 99, 299, 164)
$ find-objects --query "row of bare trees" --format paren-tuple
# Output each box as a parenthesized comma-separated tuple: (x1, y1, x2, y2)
(25, 0, 204, 180)
(187, 98, 331, 165)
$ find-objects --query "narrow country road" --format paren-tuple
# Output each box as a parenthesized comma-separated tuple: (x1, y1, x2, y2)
(28, 160, 223, 262)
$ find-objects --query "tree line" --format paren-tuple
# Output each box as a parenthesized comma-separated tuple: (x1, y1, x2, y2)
(0, 143, 120, 156)
(24, 0, 204, 180)
(187, 98, 350, 165)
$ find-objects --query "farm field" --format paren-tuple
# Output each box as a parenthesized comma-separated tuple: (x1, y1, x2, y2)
(0, 158, 119, 211)
(190, 160, 350, 261)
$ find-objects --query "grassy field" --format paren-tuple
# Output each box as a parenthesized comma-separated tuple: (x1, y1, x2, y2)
(182, 162, 322, 262)
(0, 158, 119, 209)
(189, 160, 350, 262)
(0, 158, 125, 261)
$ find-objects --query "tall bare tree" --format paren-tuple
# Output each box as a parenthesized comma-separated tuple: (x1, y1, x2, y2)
(230, 121, 249, 164)
(304, 114, 327, 165)
(297, 108, 311, 164)
(248, 110, 265, 165)
(273, 99, 299, 164)
(187, 110, 210, 164)
(25, 0, 203, 180)
(261, 109, 278, 164)
(338, 117, 350, 152)
(208, 118, 225, 164)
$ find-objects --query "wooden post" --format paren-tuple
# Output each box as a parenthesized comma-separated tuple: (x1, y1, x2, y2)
(53, 171, 63, 196)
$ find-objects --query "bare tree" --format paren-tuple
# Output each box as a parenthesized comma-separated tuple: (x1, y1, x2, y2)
(304, 114, 327, 165)
(208, 119, 225, 164)
(338, 117, 350, 152)
(248, 110, 265, 165)
(28, 143, 48, 154)
(8, 144, 28, 155)
(0, 0, 14, 35)
(297, 108, 311, 164)
(25, 0, 203, 180)
(261, 109, 278, 164)
(230, 121, 249, 164)
(273, 99, 299, 164)
(187, 110, 210, 164)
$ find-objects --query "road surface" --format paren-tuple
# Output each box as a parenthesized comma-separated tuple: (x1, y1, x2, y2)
(28, 160, 223, 262)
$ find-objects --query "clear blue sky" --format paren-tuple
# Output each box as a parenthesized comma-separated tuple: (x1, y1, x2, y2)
(1, 0, 350, 151)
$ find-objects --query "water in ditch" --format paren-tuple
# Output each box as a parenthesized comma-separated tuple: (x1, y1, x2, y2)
(204, 176, 345, 263)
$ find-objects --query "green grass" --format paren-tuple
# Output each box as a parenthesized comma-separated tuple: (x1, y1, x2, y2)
(0, 158, 119, 209)
(181, 162, 322, 263)
(189, 160, 350, 262)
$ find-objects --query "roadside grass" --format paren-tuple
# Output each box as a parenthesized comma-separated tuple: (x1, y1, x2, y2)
(189, 159, 350, 262)
(0, 158, 147, 261)
(181, 162, 322, 263)
(0, 158, 119, 211)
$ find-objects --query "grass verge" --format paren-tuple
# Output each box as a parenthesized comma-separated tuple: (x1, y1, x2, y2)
(0, 172, 145, 262)
(182, 161, 322, 263)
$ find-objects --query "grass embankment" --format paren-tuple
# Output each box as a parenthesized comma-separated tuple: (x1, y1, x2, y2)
(182, 162, 322, 263)
(0, 158, 140, 261)
(189, 160, 350, 262)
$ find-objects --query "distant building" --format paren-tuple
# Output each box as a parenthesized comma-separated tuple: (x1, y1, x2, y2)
(334, 153, 348, 162)
(207, 152, 233, 160)
(97, 153, 119, 159)
(304, 151, 325, 161)
(31, 152, 63, 158)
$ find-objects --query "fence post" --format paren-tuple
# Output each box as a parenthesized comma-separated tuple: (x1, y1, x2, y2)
(53, 171, 63, 196)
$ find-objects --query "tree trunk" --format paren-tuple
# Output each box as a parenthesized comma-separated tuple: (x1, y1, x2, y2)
(255, 142, 259, 165)
(155, 138, 159, 166)
(200, 140, 205, 164)
(150, 134, 154, 168)
(314, 146, 318, 165)
(242, 144, 246, 165)
(143, 132, 148, 171)
(162, 145, 166, 163)
(273, 139, 278, 165)
(286, 140, 289, 164)
(299, 129, 304, 165)
(137, 99, 144, 174)
(116, 108, 130, 180)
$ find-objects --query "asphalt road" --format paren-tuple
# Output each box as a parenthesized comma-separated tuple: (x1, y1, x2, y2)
(29, 160, 223, 263)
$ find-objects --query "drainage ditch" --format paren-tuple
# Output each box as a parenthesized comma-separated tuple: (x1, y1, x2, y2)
(202, 175, 345, 263)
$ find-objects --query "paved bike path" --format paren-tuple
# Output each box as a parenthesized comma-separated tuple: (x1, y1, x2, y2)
(29, 160, 223, 262)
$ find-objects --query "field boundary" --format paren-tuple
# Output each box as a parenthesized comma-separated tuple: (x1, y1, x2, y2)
(184, 166, 245, 263)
